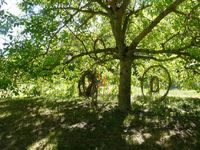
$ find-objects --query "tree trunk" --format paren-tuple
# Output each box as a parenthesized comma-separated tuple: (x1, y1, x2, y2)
(118, 58, 132, 112)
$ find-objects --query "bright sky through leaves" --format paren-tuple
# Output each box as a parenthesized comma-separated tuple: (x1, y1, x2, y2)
(0, 0, 22, 49)
(1, 0, 21, 15)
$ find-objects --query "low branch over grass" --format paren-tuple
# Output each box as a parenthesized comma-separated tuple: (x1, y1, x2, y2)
(63, 47, 117, 65)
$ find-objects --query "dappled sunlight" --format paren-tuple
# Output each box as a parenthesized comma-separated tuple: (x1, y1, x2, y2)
(68, 122, 88, 129)
(27, 131, 58, 150)
(0, 0, 199, 149)
(122, 129, 149, 145)
(155, 130, 176, 148)
(0, 111, 11, 119)
(169, 89, 200, 98)
(0, 97, 200, 149)
(37, 107, 65, 119)
(119, 96, 200, 149)
(131, 87, 200, 99)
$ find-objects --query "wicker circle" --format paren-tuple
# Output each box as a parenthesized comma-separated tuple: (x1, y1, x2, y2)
(141, 65, 171, 101)
(78, 70, 97, 98)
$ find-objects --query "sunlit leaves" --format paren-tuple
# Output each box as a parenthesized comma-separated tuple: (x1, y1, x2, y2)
(0, 0, 199, 96)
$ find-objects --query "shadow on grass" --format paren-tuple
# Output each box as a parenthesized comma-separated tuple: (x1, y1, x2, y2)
(0, 97, 130, 150)
(0, 96, 200, 150)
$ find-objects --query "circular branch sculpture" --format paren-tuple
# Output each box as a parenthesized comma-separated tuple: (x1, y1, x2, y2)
(78, 70, 97, 98)
(150, 76, 160, 93)
(141, 65, 171, 101)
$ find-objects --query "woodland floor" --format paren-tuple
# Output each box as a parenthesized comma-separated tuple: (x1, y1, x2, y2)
(0, 96, 200, 150)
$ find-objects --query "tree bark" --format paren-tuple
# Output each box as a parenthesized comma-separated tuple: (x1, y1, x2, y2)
(118, 58, 132, 112)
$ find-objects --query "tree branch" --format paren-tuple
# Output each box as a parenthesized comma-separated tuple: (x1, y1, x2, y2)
(119, 0, 130, 14)
(129, 0, 186, 50)
(135, 55, 179, 62)
(51, 6, 108, 17)
(92, 0, 111, 13)
(43, 2, 92, 55)
(161, 32, 181, 49)
(66, 26, 88, 53)
(63, 47, 117, 65)
(173, 9, 200, 21)
(134, 45, 191, 56)
(123, 4, 152, 33)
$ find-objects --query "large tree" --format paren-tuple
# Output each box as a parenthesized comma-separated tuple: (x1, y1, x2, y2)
(4, 0, 200, 111)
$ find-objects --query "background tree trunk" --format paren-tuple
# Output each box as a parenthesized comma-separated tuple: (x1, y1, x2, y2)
(118, 58, 132, 111)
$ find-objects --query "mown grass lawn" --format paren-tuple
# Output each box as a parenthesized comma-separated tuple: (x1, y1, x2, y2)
(0, 96, 200, 150)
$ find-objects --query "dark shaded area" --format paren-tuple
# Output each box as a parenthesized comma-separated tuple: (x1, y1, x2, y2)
(0, 97, 200, 150)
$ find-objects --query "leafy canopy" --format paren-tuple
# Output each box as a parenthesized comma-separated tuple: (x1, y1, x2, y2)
(0, 0, 200, 91)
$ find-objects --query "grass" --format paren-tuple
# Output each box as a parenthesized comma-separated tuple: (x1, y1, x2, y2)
(130, 87, 200, 98)
(0, 96, 200, 150)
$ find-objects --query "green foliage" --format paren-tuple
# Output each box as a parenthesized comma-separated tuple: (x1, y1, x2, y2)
(0, 2, 19, 36)
(0, 0, 199, 99)
(0, 77, 11, 90)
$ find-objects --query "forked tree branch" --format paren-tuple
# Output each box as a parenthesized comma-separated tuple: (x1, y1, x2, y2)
(123, 4, 152, 33)
(92, 0, 111, 13)
(129, 0, 186, 50)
